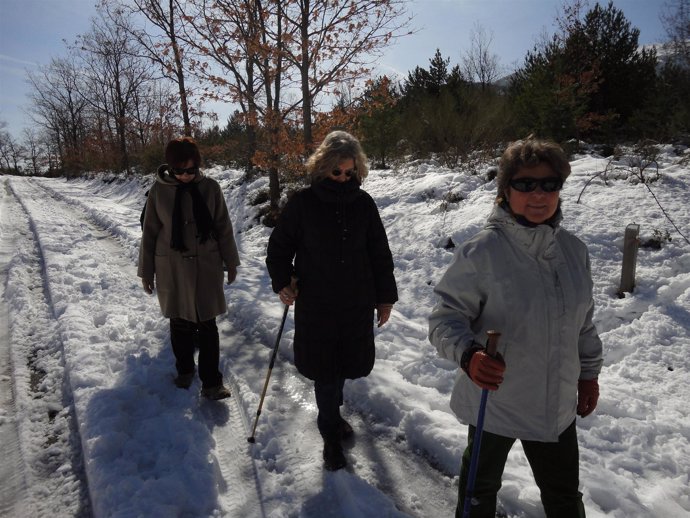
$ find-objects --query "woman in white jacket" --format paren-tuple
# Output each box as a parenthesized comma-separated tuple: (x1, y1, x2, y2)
(429, 137, 602, 518)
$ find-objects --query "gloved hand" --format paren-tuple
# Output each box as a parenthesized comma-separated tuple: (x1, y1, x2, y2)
(226, 265, 237, 284)
(468, 350, 506, 391)
(577, 378, 599, 417)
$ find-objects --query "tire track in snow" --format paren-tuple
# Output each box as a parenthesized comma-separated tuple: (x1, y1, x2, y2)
(33, 175, 456, 516)
(9, 178, 267, 517)
(37, 175, 374, 515)
(3, 178, 92, 517)
(0, 180, 30, 516)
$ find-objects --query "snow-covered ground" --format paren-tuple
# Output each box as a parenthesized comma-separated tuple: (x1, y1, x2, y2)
(0, 146, 689, 518)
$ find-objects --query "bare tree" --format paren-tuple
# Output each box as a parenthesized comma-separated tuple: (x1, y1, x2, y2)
(280, 0, 412, 149)
(180, 0, 268, 164)
(102, 0, 195, 136)
(22, 128, 45, 175)
(180, 0, 285, 209)
(26, 55, 89, 174)
(462, 23, 501, 90)
(128, 80, 179, 149)
(77, 11, 157, 172)
(0, 121, 17, 171)
(179, 0, 411, 212)
(661, 0, 690, 66)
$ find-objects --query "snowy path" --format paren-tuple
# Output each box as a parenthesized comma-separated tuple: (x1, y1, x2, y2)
(2, 149, 690, 518)
(2, 179, 91, 516)
(0, 182, 29, 516)
(5, 177, 274, 516)
(2, 175, 457, 517)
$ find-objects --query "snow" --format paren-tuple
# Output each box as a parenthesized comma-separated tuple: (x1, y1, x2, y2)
(1, 146, 689, 517)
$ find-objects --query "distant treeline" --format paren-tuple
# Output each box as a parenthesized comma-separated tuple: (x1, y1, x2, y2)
(1, 1, 688, 193)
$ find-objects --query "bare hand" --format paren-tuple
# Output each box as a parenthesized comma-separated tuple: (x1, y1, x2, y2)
(279, 277, 299, 306)
(577, 378, 599, 417)
(142, 278, 154, 294)
(376, 303, 393, 327)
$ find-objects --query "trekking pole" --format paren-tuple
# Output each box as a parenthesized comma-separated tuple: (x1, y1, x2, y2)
(247, 304, 290, 444)
(462, 330, 501, 518)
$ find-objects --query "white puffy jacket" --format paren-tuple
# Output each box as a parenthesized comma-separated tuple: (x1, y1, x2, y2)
(428, 203, 602, 442)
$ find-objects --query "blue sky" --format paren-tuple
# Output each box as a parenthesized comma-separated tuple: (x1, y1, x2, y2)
(0, 0, 667, 139)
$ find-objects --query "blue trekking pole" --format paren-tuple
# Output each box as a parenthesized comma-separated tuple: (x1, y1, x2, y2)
(462, 330, 501, 518)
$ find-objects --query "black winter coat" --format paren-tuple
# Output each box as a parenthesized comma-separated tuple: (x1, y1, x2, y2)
(266, 178, 398, 382)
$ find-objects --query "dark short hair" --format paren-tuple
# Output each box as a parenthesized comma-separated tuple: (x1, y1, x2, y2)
(497, 137, 571, 200)
(165, 137, 201, 168)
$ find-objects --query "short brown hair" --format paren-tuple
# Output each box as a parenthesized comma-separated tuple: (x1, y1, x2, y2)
(306, 131, 369, 183)
(165, 137, 201, 168)
(497, 137, 571, 201)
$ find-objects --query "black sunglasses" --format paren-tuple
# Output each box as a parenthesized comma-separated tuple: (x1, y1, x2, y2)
(171, 166, 199, 176)
(509, 177, 563, 193)
(331, 167, 356, 177)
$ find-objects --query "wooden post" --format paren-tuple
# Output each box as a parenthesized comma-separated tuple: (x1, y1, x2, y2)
(618, 224, 640, 297)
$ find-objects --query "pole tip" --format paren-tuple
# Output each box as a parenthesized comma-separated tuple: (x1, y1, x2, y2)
(247, 437, 256, 444)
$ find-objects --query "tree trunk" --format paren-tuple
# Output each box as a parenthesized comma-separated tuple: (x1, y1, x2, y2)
(170, 0, 192, 136)
(300, 1, 313, 151)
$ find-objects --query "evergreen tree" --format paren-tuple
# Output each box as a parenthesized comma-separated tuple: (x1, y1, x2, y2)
(511, 1, 657, 141)
(357, 77, 401, 169)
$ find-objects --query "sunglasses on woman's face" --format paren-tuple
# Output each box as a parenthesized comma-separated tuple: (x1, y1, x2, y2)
(509, 177, 563, 193)
(331, 167, 356, 177)
(172, 166, 199, 176)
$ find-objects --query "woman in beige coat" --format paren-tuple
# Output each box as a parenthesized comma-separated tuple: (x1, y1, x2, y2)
(138, 137, 240, 400)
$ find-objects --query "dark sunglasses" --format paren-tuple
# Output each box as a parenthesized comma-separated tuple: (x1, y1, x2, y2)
(331, 167, 356, 178)
(509, 177, 563, 193)
(171, 166, 199, 176)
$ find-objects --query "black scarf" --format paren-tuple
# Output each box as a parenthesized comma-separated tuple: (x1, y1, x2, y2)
(312, 177, 361, 204)
(170, 181, 214, 252)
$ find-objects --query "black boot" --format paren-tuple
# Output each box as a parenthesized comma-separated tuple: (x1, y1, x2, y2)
(323, 439, 346, 471)
(339, 418, 354, 440)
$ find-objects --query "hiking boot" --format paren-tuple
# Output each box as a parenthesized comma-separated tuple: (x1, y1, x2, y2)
(323, 440, 347, 471)
(339, 419, 354, 440)
(174, 371, 195, 389)
(201, 384, 231, 400)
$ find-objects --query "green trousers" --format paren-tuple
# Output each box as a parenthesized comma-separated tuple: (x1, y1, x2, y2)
(456, 420, 586, 518)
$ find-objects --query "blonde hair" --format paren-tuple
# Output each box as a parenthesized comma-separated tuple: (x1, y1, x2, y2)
(306, 131, 369, 183)
(497, 137, 571, 201)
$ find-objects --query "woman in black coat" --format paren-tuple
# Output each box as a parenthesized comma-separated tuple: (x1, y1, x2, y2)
(266, 131, 398, 471)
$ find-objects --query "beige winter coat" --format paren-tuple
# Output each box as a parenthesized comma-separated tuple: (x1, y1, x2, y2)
(138, 166, 240, 322)
(428, 203, 602, 442)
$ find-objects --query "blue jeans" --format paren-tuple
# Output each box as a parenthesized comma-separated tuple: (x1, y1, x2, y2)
(457, 420, 585, 518)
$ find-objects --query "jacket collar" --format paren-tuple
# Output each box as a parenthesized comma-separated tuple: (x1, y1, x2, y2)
(311, 177, 361, 203)
(486, 203, 562, 257)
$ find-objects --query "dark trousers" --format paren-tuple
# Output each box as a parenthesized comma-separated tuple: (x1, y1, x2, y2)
(457, 420, 585, 518)
(314, 378, 345, 441)
(170, 317, 222, 389)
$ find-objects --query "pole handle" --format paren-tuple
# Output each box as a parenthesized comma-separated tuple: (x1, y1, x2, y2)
(485, 330, 501, 357)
